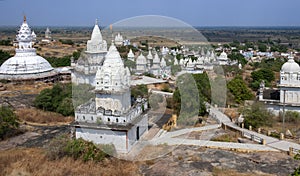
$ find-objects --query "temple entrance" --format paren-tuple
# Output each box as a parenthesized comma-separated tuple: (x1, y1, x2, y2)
(136, 126, 140, 140)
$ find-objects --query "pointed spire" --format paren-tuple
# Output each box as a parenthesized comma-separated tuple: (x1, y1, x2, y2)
(95, 19, 98, 25)
(288, 52, 294, 60)
(23, 15, 26, 22)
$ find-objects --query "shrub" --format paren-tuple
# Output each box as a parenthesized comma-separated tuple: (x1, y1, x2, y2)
(34, 83, 74, 116)
(227, 76, 254, 104)
(0, 106, 19, 140)
(45, 135, 115, 162)
(242, 102, 274, 129)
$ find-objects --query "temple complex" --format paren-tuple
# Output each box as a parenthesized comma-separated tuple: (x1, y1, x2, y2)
(73, 43, 148, 153)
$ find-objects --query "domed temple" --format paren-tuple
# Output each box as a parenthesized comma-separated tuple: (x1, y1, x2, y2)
(0, 16, 58, 82)
(73, 43, 148, 153)
(71, 19, 107, 86)
(217, 51, 229, 65)
(259, 54, 300, 114)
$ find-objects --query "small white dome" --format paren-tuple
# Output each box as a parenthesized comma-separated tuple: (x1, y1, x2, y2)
(153, 53, 160, 64)
(281, 56, 300, 73)
(127, 49, 134, 58)
(136, 52, 147, 65)
(91, 23, 103, 42)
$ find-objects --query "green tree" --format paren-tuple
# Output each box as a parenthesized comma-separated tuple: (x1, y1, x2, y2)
(192, 73, 211, 102)
(131, 85, 148, 98)
(258, 43, 267, 52)
(0, 50, 11, 65)
(57, 97, 74, 116)
(227, 52, 247, 66)
(241, 102, 274, 128)
(250, 68, 275, 90)
(227, 76, 254, 104)
(173, 73, 208, 123)
(46, 56, 71, 67)
(34, 83, 74, 116)
(0, 106, 19, 140)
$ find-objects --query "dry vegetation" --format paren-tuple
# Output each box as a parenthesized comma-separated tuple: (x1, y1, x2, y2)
(16, 108, 73, 125)
(0, 148, 140, 176)
(211, 131, 241, 142)
(0, 82, 53, 96)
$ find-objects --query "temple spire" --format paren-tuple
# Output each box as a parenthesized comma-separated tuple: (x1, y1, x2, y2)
(23, 15, 26, 22)
(95, 19, 98, 25)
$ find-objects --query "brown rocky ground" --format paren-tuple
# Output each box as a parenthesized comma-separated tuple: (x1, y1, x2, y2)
(139, 145, 300, 176)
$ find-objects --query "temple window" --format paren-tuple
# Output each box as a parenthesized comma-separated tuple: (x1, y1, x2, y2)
(91, 116, 93, 121)
(83, 116, 85, 120)
(108, 118, 110, 122)
(116, 118, 119, 123)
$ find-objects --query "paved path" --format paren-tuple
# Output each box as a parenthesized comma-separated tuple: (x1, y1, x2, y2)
(159, 124, 221, 139)
(208, 105, 300, 153)
(152, 137, 278, 152)
(127, 104, 300, 158)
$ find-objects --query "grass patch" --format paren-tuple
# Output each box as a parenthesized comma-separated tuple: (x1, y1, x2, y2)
(211, 132, 240, 142)
(16, 108, 73, 124)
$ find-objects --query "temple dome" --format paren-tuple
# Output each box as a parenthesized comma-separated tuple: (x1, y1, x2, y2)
(95, 43, 130, 92)
(136, 52, 147, 65)
(218, 51, 228, 61)
(86, 19, 107, 53)
(0, 16, 53, 76)
(0, 54, 53, 74)
(91, 21, 103, 41)
(281, 55, 300, 73)
(127, 49, 134, 58)
(153, 53, 160, 64)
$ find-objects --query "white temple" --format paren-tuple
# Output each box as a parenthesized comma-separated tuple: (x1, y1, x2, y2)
(114, 33, 123, 46)
(41, 27, 52, 43)
(45, 27, 51, 39)
(71, 19, 107, 86)
(74, 43, 148, 153)
(0, 16, 57, 82)
(151, 53, 161, 76)
(217, 51, 229, 65)
(259, 54, 300, 114)
(136, 52, 147, 74)
(127, 49, 135, 61)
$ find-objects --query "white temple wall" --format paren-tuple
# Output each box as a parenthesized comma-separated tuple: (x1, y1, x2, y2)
(75, 127, 128, 153)
(127, 114, 148, 151)
(280, 87, 300, 104)
(266, 104, 300, 116)
(95, 91, 131, 113)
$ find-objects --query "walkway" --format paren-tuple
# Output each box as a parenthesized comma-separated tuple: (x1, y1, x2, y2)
(152, 137, 278, 152)
(209, 105, 300, 153)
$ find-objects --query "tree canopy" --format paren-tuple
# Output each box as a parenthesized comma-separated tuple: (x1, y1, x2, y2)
(250, 68, 275, 90)
(0, 50, 11, 66)
(241, 102, 274, 129)
(34, 83, 74, 116)
(227, 76, 254, 104)
(0, 106, 19, 140)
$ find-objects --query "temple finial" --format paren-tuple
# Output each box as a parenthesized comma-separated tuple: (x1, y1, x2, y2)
(23, 15, 26, 22)
(95, 19, 98, 25)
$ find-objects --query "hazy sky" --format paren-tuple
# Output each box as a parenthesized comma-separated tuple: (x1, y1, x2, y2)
(0, 0, 299, 27)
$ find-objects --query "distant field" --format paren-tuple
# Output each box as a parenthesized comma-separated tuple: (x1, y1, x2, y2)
(1, 26, 300, 53)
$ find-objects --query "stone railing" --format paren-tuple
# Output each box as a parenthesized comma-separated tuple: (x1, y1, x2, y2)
(289, 147, 300, 156)
(241, 131, 266, 145)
